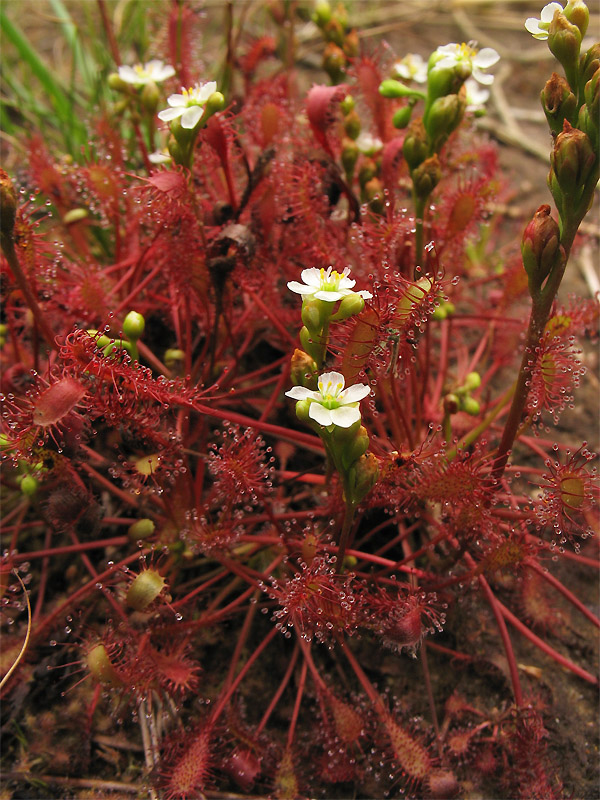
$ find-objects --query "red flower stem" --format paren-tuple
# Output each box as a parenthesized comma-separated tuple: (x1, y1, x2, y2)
(209, 626, 279, 725)
(430, 318, 450, 410)
(426, 641, 473, 661)
(97, 0, 121, 65)
(525, 559, 600, 629)
(171, 569, 227, 610)
(1, 234, 58, 351)
(420, 643, 442, 757)
(11, 537, 129, 562)
(525, 534, 600, 567)
(498, 598, 599, 685)
(257, 645, 300, 735)
(260, 361, 294, 423)
(339, 639, 385, 713)
(287, 657, 308, 749)
(32, 525, 52, 623)
(113, 261, 163, 315)
(67, 528, 127, 622)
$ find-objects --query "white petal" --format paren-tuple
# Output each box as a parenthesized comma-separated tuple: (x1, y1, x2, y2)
(473, 48, 500, 69)
(118, 66, 139, 83)
(338, 384, 370, 404)
(180, 105, 203, 129)
(157, 107, 184, 122)
(287, 281, 314, 295)
(318, 371, 345, 393)
(285, 386, 319, 400)
(314, 290, 345, 301)
(299, 268, 322, 287)
(196, 81, 217, 103)
(541, 2, 563, 22)
(472, 69, 494, 86)
(358, 290, 373, 300)
(309, 403, 333, 426)
(167, 93, 188, 107)
(329, 405, 361, 428)
(156, 65, 176, 81)
(437, 44, 459, 57)
(337, 276, 356, 289)
(525, 17, 544, 33)
(394, 64, 411, 79)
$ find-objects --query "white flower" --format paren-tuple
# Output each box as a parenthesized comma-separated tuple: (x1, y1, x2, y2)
(525, 3, 563, 39)
(355, 132, 383, 156)
(287, 267, 372, 303)
(118, 60, 175, 86)
(393, 53, 428, 84)
(286, 371, 370, 428)
(157, 81, 217, 129)
(464, 78, 490, 111)
(434, 43, 500, 85)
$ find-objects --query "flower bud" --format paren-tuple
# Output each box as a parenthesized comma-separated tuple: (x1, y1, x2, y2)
(461, 396, 481, 416)
(563, 0, 589, 38)
(403, 118, 428, 170)
(0, 168, 17, 243)
(541, 72, 577, 134)
(379, 79, 415, 99)
(443, 393, 459, 415)
(343, 29, 359, 60)
(295, 398, 312, 424)
(330, 292, 366, 322)
(128, 518, 156, 541)
(463, 371, 482, 392)
(164, 348, 185, 370)
(341, 139, 359, 176)
(299, 326, 319, 361)
(20, 474, 38, 497)
(411, 154, 442, 199)
(580, 43, 600, 84)
(87, 643, 124, 686)
(343, 109, 361, 139)
(290, 349, 318, 388)
(347, 452, 379, 505)
(301, 299, 326, 331)
(548, 13, 582, 75)
(364, 177, 384, 214)
(424, 92, 466, 152)
(340, 425, 370, 470)
(550, 120, 596, 200)
(122, 310, 145, 341)
(107, 72, 128, 92)
(323, 42, 346, 83)
(340, 94, 355, 115)
(140, 81, 160, 114)
(521, 204, 561, 289)
(313, 0, 332, 27)
(393, 106, 413, 129)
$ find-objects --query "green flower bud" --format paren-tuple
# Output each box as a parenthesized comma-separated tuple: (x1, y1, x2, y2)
(541, 72, 577, 134)
(295, 398, 312, 424)
(379, 79, 415, 99)
(548, 13, 582, 75)
(128, 518, 156, 541)
(330, 292, 366, 322)
(164, 348, 186, 370)
(393, 106, 413, 129)
(140, 81, 160, 115)
(580, 43, 600, 84)
(461, 396, 481, 416)
(425, 92, 466, 152)
(563, 0, 589, 38)
(122, 310, 145, 341)
(323, 42, 346, 83)
(340, 425, 370, 471)
(299, 326, 319, 361)
(313, 0, 332, 27)
(343, 109, 361, 140)
(347, 452, 379, 505)
(364, 177, 384, 214)
(464, 371, 482, 392)
(358, 159, 377, 190)
(205, 91, 226, 116)
(343, 29, 359, 60)
(107, 72, 128, 92)
(20, 474, 38, 497)
(403, 118, 428, 170)
(301, 299, 326, 332)
(411, 154, 442, 200)
(340, 94, 355, 115)
(443, 393, 459, 414)
(341, 139, 360, 175)
(521, 204, 562, 291)
(63, 208, 89, 225)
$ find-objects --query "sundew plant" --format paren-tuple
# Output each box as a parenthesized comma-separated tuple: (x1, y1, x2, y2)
(0, 1, 599, 798)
